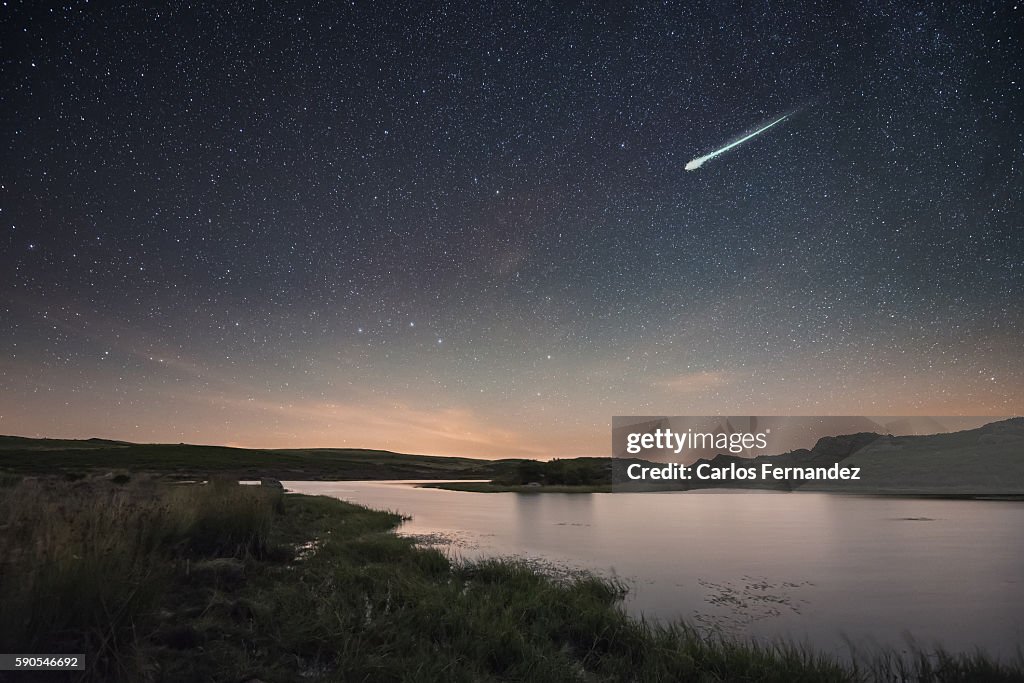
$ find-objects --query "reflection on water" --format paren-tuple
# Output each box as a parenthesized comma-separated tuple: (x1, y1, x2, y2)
(286, 480, 1024, 659)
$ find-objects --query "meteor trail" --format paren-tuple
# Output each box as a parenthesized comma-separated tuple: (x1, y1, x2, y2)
(685, 112, 792, 171)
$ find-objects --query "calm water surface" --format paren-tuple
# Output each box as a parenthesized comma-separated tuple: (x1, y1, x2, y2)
(285, 481, 1024, 659)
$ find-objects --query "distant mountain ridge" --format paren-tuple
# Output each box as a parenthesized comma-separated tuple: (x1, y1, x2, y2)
(0, 435, 523, 481)
(0, 435, 132, 451)
(802, 417, 1024, 495)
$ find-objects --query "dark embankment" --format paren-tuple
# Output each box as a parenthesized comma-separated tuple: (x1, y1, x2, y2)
(1, 476, 1022, 681)
(0, 435, 521, 481)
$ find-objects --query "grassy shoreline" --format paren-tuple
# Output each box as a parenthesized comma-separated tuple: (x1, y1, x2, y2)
(419, 481, 612, 493)
(422, 481, 1024, 500)
(2, 477, 1022, 681)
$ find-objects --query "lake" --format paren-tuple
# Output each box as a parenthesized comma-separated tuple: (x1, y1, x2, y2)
(285, 481, 1024, 660)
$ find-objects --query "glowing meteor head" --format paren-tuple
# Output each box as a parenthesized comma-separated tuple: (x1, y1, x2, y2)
(684, 157, 705, 171)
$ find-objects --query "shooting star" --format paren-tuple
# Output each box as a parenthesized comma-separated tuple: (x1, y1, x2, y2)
(685, 112, 793, 171)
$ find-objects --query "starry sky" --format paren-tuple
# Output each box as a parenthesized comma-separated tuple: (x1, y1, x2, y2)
(2, 1, 1022, 457)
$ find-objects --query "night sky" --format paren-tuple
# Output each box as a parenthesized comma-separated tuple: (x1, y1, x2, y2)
(2, 2, 1022, 457)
